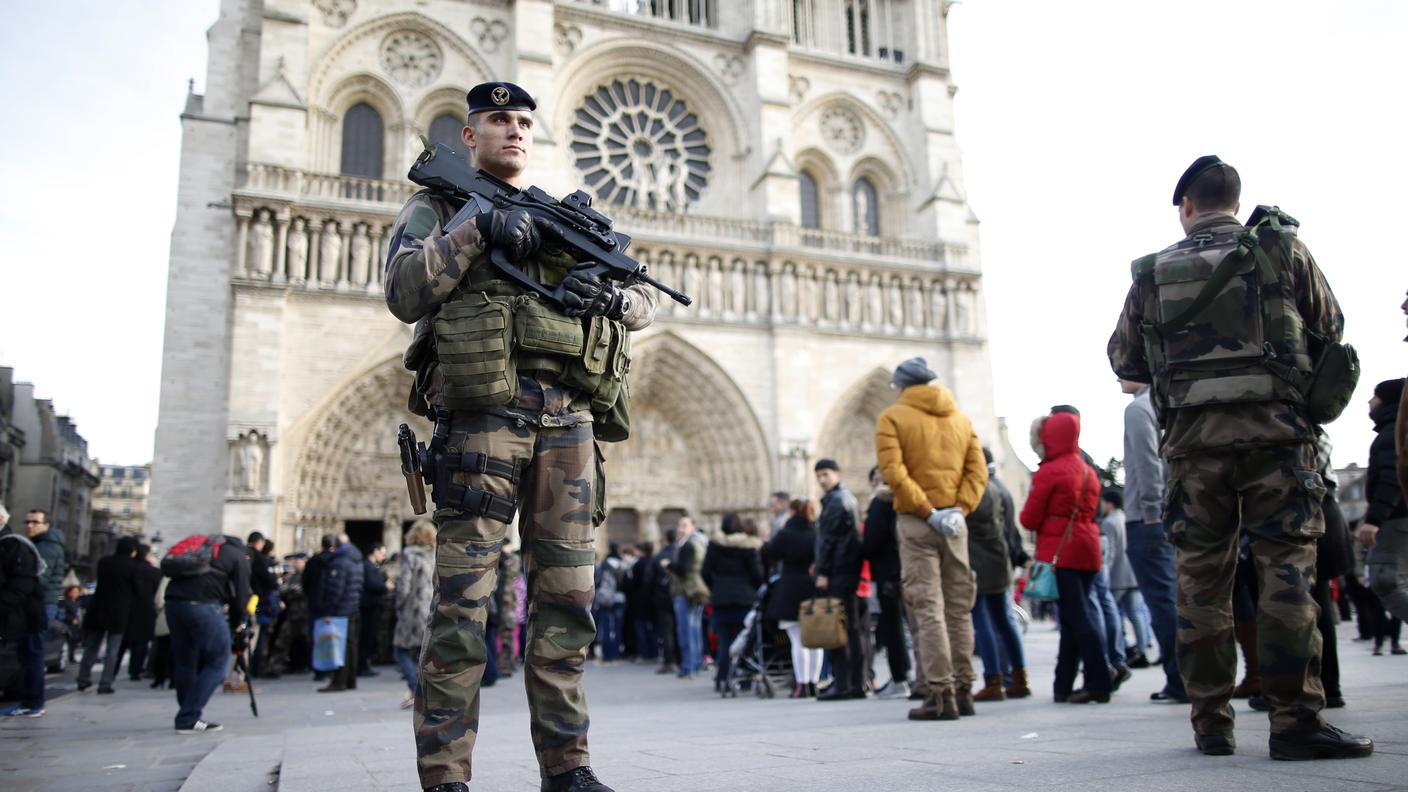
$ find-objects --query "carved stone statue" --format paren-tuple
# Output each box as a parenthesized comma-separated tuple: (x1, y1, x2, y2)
(931, 280, 949, 334)
(866, 274, 883, 328)
(707, 258, 724, 314)
(349, 224, 371, 288)
(908, 279, 926, 332)
(319, 221, 342, 285)
(233, 431, 265, 495)
(729, 260, 746, 315)
(250, 210, 274, 278)
(752, 262, 769, 317)
(823, 271, 840, 322)
(287, 217, 309, 283)
(779, 265, 797, 319)
(845, 273, 863, 326)
(888, 277, 905, 327)
(955, 283, 972, 336)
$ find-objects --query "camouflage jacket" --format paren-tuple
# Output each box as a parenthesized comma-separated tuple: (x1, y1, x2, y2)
(1107, 212, 1343, 459)
(384, 187, 658, 420)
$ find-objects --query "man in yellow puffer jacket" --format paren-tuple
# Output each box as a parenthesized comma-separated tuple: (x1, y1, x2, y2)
(876, 357, 988, 721)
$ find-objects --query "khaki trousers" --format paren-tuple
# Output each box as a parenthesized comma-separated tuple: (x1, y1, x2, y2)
(897, 513, 976, 696)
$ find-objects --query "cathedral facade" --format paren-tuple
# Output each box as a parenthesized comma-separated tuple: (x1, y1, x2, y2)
(149, 0, 1023, 554)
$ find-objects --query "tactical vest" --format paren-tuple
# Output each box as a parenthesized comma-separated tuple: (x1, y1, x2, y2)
(427, 243, 632, 432)
(1136, 207, 1311, 413)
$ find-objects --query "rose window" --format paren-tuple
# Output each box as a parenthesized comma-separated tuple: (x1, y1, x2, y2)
(570, 78, 711, 212)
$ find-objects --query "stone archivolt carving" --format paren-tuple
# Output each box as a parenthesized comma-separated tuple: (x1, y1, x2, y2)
(554, 23, 582, 56)
(570, 78, 711, 212)
(470, 17, 509, 53)
(313, 0, 356, 28)
(820, 106, 864, 155)
(381, 30, 443, 88)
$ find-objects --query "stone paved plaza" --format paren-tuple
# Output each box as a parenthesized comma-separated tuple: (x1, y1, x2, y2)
(2, 626, 1405, 792)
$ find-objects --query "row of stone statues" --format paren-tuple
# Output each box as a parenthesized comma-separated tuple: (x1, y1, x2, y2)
(642, 247, 981, 336)
(241, 208, 387, 290)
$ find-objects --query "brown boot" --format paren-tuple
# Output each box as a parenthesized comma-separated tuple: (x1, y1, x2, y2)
(973, 675, 1007, 702)
(1006, 669, 1032, 699)
(1231, 621, 1260, 698)
(956, 685, 977, 716)
(908, 693, 941, 720)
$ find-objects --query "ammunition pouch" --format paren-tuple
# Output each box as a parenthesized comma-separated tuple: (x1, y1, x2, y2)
(1302, 332, 1361, 424)
(433, 293, 520, 411)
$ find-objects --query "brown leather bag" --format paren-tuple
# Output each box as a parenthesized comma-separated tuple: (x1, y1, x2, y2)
(799, 596, 848, 650)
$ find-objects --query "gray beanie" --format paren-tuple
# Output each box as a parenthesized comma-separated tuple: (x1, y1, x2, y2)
(891, 357, 936, 389)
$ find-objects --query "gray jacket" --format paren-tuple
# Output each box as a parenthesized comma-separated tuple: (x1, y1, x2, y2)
(1100, 510, 1136, 591)
(1122, 387, 1166, 524)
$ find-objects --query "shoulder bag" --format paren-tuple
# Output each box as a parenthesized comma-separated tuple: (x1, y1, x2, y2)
(1024, 467, 1092, 603)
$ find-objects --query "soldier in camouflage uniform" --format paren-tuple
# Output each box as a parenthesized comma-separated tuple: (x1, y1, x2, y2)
(1108, 156, 1372, 761)
(385, 82, 656, 792)
(270, 553, 309, 674)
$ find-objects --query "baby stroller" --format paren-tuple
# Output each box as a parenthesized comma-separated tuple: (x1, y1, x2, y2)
(721, 576, 791, 698)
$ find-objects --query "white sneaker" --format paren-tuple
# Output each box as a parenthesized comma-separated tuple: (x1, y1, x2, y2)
(875, 681, 911, 700)
(176, 720, 223, 734)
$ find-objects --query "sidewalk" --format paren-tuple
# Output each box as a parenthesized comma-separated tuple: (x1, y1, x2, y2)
(2, 626, 1405, 791)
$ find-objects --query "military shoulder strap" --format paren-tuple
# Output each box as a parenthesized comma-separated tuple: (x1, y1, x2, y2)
(1131, 254, 1157, 280)
(1156, 233, 1258, 333)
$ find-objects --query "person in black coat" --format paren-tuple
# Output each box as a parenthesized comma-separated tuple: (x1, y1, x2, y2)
(1360, 379, 1408, 626)
(78, 536, 139, 693)
(812, 459, 865, 701)
(120, 544, 162, 681)
(649, 531, 680, 673)
(0, 521, 48, 714)
(862, 467, 910, 697)
(359, 543, 388, 676)
(765, 502, 822, 697)
(314, 535, 364, 692)
(702, 514, 764, 690)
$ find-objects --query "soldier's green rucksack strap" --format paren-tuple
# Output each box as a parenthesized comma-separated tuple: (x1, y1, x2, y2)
(1156, 234, 1259, 333)
(1131, 254, 1157, 281)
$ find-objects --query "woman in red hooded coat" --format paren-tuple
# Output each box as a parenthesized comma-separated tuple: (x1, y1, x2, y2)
(1020, 411, 1113, 703)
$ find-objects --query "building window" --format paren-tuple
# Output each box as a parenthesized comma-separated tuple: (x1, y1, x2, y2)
(852, 178, 879, 236)
(846, 0, 871, 56)
(340, 102, 385, 179)
(428, 113, 463, 152)
(799, 170, 820, 229)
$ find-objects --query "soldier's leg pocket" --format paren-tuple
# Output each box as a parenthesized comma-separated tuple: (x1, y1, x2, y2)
(1281, 469, 1327, 540)
(1163, 480, 1189, 548)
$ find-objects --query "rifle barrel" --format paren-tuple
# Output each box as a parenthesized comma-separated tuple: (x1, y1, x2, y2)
(640, 273, 692, 306)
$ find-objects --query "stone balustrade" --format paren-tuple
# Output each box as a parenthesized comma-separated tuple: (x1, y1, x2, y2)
(229, 165, 985, 339)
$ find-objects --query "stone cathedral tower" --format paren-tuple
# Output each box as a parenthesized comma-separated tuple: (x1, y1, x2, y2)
(148, 0, 1023, 554)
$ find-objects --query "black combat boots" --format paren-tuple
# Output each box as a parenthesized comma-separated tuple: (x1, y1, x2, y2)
(425, 784, 468, 792)
(1269, 723, 1374, 761)
(541, 766, 615, 792)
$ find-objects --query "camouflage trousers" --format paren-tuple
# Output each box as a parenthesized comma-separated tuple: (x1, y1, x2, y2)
(414, 412, 603, 787)
(1166, 443, 1327, 737)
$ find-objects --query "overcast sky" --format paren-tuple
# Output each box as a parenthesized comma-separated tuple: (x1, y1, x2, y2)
(0, 1, 1403, 475)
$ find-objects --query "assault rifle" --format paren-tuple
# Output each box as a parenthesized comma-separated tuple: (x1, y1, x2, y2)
(407, 137, 692, 310)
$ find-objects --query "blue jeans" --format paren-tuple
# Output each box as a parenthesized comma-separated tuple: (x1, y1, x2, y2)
(972, 591, 1026, 678)
(167, 601, 231, 729)
(632, 613, 657, 661)
(595, 604, 625, 661)
(1054, 568, 1112, 696)
(673, 595, 703, 675)
(1090, 568, 1127, 668)
(16, 604, 54, 709)
(1116, 589, 1153, 655)
(393, 645, 419, 693)
(711, 605, 749, 684)
(1125, 520, 1185, 696)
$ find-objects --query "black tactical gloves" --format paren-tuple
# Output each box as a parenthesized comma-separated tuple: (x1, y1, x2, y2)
(561, 270, 631, 321)
(474, 207, 540, 262)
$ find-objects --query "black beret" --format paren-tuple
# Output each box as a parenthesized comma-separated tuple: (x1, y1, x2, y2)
(466, 81, 536, 115)
(1172, 155, 1224, 206)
